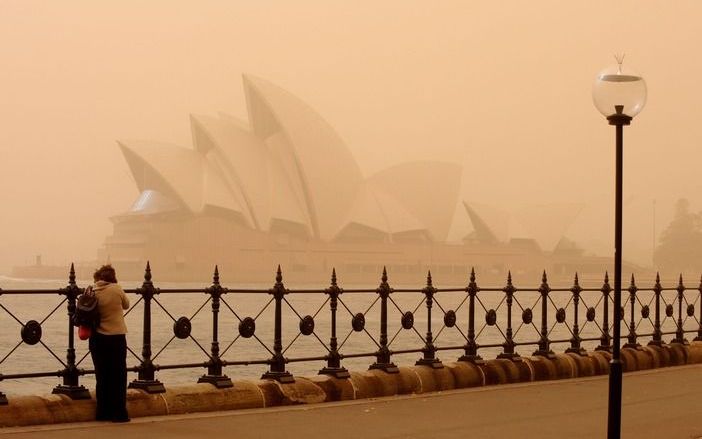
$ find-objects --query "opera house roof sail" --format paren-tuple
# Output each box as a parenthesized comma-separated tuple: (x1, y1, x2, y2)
(118, 75, 469, 245)
(89, 74, 598, 283)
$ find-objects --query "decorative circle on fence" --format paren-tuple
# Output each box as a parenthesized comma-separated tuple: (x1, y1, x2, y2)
(522, 308, 533, 324)
(586, 307, 596, 322)
(687, 304, 695, 317)
(173, 316, 192, 339)
(641, 305, 650, 319)
(352, 313, 365, 332)
(444, 310, 456, 328)
(556, 308, 566, 323)
(299, 315, 315, 335)
(238, 317, 256, 338)
(665, 304, 674, 318)
(21, 320, 42, 345)
(401, 311, 414, 330)
(486, 309, 497, 326)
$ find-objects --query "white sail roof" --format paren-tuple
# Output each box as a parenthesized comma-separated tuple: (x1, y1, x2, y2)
(368, 161, 462, 242)
(119, 141, 204, 212)
(337, 182, 426, 240)
(243, 75, 363, 240)
(120, 76, 544, 247)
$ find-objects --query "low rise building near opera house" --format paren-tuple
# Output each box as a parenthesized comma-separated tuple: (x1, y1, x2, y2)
(46, 76, 617, 284)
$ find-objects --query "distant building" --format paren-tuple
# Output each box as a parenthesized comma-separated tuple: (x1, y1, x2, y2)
(91, 75, 613, 284)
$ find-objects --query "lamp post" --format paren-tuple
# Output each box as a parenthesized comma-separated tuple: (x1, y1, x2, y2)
(592, 55, 647, 439)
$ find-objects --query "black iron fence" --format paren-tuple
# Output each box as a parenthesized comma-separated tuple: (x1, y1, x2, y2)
(1, 262, 701, 404)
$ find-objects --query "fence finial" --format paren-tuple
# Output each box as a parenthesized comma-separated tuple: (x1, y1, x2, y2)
(331, 268, 337, 286)
(69, 263, 76, 285)
(276, 265, 282, 283)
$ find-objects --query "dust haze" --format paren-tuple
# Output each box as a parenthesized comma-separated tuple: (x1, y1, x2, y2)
(2, 1, 701, 282)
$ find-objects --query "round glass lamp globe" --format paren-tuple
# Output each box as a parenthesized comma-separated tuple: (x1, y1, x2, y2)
(592, 62, 647, 118)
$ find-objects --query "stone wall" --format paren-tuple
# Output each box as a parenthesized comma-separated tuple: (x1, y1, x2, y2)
(2, 341, 701, 427)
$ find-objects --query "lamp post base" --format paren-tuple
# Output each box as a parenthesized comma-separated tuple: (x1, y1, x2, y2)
(607, 359, 623, 439)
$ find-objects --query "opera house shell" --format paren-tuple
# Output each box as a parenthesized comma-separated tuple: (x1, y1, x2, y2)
(97, 75, 608, 284)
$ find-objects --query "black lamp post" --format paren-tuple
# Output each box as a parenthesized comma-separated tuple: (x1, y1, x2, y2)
(592, 55, 647, 439)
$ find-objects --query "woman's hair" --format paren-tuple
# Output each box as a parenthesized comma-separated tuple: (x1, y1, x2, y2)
(93, 265, 118, 283)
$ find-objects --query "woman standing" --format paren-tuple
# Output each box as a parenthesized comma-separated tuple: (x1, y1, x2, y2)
(89, 265, 130, 422)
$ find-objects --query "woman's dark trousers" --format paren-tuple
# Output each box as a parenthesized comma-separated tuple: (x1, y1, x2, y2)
(89, 332, 128, 421)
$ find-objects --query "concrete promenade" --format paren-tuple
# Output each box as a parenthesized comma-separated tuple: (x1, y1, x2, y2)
(2, 364, 702, 439)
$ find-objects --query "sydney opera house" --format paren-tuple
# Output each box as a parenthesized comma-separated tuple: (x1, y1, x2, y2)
(87, 75, 612, 284)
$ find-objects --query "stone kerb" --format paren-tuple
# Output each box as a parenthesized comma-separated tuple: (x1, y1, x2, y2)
(2, 341, 702, 427)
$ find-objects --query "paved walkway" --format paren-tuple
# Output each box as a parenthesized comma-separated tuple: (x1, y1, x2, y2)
(2, 364, 702, 439)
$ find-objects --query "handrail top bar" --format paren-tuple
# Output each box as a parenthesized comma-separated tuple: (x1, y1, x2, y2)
(0, 290, 69, 295)
(125, 288, 206, 294)
(0, 284, 696, 294)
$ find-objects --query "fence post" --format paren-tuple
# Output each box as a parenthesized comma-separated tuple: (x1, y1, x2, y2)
(369, 267, 399, 373)
(319, 268, 350, 378)
(416, 271, 443, 368)
(648, 273, 663, 347)
(534, 270, 555, 358)
(459, 268, 484, 363)
(596, 272, 612, 352)
(623, 274, 641, 349)
(0, 284, 6, 404)
(696, 275, 702, 342)
(199, 266, 233, 388)
(262, 266, 294, 383)
(497, 272, 521, 361)
(53, 263, 91, 399)
(567, 272, 587, 355)
(129, 262, 166, 393)
(671, 274, 688, 345)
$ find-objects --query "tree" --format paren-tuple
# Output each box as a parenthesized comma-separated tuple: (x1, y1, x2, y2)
(654, 198, 702, 273)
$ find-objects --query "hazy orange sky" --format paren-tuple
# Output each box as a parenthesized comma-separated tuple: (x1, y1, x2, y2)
(1, 1, 701, 273)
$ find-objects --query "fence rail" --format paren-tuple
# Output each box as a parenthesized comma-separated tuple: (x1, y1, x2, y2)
(0, 262, 700, 404)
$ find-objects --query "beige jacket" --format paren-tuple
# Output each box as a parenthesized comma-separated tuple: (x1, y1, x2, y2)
(93, 281, 130, 335)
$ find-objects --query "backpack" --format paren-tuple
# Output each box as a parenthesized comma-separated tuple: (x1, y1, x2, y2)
(73, 287, 100, 329)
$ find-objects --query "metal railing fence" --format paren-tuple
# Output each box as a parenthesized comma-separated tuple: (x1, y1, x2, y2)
(0, 262, 700, 404)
